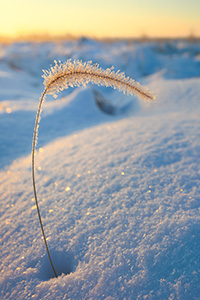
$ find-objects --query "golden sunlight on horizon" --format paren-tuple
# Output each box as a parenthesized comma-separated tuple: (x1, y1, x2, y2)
(1, 0, 200, 40)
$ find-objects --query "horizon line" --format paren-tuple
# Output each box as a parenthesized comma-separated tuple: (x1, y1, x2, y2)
(0, 32, 200, 44)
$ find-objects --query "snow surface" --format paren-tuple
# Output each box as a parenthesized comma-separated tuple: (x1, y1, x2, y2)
(0, 39, 200, 299)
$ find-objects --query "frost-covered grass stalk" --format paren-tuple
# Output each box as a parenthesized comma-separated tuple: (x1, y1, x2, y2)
(32, 59, 155, 278)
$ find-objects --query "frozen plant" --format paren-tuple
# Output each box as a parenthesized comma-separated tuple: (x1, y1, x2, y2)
(32, 59, 155, 278)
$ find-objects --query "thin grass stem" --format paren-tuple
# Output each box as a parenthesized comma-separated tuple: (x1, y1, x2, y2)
(32, 88, 58, 278)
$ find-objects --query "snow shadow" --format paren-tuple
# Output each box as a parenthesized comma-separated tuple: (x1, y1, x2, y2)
(39, 249, 76, 280)
(0, 87, 137, 169)
(146, 225, 200, 299)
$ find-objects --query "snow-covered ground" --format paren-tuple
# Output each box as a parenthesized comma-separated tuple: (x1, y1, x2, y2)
(0, 39, 200, 299)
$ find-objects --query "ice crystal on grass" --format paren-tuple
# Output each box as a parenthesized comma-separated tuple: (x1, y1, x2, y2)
(42, 60, 155, 101)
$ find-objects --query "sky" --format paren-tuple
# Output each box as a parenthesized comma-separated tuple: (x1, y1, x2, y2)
(1, 0, 200, 39)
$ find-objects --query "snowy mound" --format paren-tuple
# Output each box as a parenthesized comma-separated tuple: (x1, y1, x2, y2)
(0, 39, 200, 299)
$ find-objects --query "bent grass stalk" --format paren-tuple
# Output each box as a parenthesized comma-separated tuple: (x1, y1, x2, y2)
(32, 59, 155, 278)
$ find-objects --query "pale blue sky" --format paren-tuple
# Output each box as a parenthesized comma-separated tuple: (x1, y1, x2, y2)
(1, 0, 200, 38)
